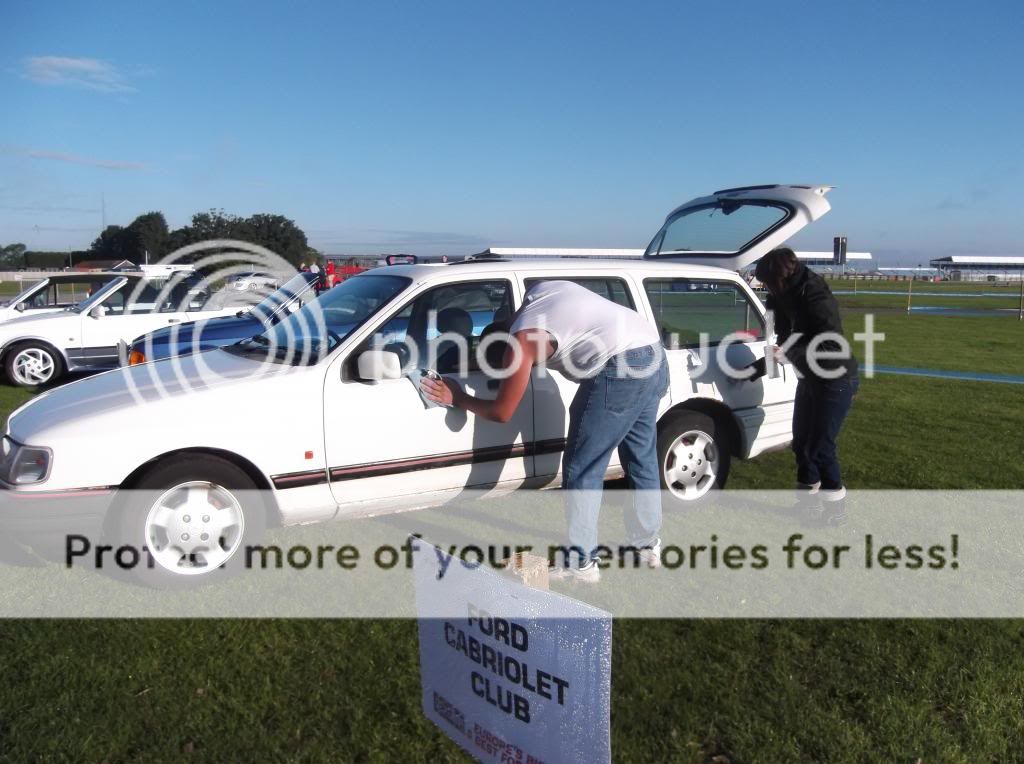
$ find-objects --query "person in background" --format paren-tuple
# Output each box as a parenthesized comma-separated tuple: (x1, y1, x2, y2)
(325, 260, 336, 288)
(420, 280, 668, 583)
(308, 261, 322, 295)
(749, 247, 859, 499)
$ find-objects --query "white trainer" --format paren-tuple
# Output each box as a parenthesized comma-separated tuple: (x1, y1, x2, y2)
(820, 485, 847, 501)
(638, 538, 662, 569)
(549, 559, 601, 584)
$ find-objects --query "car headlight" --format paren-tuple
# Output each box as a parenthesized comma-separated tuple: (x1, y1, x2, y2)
(1, 437, 52, 485)
(128, 349, 146, 366)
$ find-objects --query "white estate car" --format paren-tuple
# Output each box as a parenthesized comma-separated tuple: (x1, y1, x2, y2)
(0, 184, 831, 585)
(0, 272, 247, 388)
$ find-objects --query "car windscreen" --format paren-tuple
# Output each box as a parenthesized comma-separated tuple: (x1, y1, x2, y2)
(8, 279, 48, 306)
(226, 274, 410, 364)
(249, 273, 316, 318)
(72, 277, 128, 313)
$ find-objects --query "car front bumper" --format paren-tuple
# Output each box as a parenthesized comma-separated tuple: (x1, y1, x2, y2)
(0, 484, 113, 547)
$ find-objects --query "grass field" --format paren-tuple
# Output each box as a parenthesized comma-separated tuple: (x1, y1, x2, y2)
(0, 310, 1023, 761)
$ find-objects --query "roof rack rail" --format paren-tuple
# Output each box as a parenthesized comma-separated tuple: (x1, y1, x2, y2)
(463, 248, 646, 262)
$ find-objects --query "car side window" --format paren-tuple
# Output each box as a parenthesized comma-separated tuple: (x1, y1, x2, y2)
(523, 277, 636, 309)
(643, 279, 765, 348)
(101, 288, 127, 315)
(123, 283, 170, 314)
(367, 280, 514, 374)
(27, 286, 51, 309)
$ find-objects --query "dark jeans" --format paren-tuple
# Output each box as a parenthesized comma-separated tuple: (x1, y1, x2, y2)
(792, 374, 858, 488)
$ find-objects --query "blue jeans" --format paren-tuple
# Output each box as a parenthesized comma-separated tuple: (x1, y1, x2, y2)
(792, 374, 858, 489)
(560, 343, 669, 566)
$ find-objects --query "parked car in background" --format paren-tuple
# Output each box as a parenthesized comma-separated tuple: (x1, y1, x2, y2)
(124, 272, 320, 365)
(0, 273, 122, 323)
(231, 272, 278, 292)
(0, 271, 251, 387)
(0, 185, 831, 585)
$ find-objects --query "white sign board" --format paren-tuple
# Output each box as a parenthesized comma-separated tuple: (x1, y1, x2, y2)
(413, 541, 612, 763)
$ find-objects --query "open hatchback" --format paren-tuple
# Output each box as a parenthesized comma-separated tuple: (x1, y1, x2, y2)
(643, 184, 832, 270)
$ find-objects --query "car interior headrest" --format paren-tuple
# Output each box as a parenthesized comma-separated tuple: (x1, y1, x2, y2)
(437, 307, 473, 337)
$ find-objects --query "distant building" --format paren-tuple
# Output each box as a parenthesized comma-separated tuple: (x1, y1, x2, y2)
(794, 250, 872, 267)
(929, 255, 1024, 281)
(74, 259, 134, 272)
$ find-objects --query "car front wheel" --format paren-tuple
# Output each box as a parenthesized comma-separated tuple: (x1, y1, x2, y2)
(657, 410, 731, 504)
(5, 342, 64, 387)
(114, 454, 268, 588)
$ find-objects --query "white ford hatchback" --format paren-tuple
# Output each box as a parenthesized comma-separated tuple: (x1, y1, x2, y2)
(0, 271, 248, 388)
(0, 185, 832, 584)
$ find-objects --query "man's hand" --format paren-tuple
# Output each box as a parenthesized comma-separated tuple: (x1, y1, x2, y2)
(421, 375, 462, 407)
(769, 345, 787, 364)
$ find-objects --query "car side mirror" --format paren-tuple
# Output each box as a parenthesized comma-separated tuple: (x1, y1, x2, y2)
(356, 350, 403, 381)
(14, 302, 25, 313)
(89, 305, 107, 319)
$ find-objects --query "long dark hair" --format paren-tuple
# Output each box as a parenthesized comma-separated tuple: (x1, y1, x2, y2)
(754, 247, 800, 295)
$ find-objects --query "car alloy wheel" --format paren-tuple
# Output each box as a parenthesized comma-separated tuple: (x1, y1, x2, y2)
(663, 429, 718, 500)
(143, 480, 246, 574)
(10, 347, 57, 386)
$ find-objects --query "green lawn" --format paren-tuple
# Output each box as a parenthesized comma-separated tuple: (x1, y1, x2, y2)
(829, 277, 1022, 294)
(828, 278, 1024, 313)
(1, 314, 1024, 761)
(839, 313, 1023, 377)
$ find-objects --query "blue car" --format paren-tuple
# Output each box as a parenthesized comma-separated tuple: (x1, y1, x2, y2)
(125, 272, 320, 365)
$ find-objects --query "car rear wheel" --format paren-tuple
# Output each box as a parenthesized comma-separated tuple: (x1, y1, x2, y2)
(657, 410, 731, 504)
(114, 454, 267, 588)
(5, 342, 64, 388)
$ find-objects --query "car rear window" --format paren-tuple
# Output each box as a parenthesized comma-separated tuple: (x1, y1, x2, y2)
(643, 279, 764, 348)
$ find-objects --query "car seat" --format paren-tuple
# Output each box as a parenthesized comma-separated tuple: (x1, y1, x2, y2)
(434, 307, 474, 372)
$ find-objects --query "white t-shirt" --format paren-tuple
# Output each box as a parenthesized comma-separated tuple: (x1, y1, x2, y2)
(510, 280, 660, 379)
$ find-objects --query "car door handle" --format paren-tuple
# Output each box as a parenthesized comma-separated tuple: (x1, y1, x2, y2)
(167, 319, 180, 324)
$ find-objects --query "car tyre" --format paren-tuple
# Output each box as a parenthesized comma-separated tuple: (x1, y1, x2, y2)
(4, 342, 64, 388)
(657, 409, 731, 505)
(112, 454, 268, 589)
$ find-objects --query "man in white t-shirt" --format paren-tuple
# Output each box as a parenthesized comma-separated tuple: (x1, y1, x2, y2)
(422, 280, 668, 583)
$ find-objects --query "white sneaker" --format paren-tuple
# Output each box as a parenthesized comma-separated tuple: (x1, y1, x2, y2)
(820, 485, 847, 501)
(549, 559, 601, 584)
(796, 481, 821, 494)
(638, 538, 662, 569)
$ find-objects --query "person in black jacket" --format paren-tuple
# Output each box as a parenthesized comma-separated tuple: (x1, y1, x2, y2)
(750, 247, 859, 499)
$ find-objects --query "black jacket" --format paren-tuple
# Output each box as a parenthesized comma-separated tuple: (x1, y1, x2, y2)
(764, 264, 858, 381)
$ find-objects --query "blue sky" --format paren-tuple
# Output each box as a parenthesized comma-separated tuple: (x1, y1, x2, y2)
(2, 0, 1021, 263)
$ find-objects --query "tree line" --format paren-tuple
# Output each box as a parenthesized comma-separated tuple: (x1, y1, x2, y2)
(1, 209, 321, 270)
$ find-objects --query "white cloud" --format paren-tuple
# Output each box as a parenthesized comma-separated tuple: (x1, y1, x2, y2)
(21, 56, 135, 93)
(2, 146, 147, 171)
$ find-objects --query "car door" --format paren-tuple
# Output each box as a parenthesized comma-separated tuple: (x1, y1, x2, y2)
(641, 276, 795, 450)
(77, 280, 190, 367)
(323, 277, 533, 506)
(519, 274, 644, 482)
